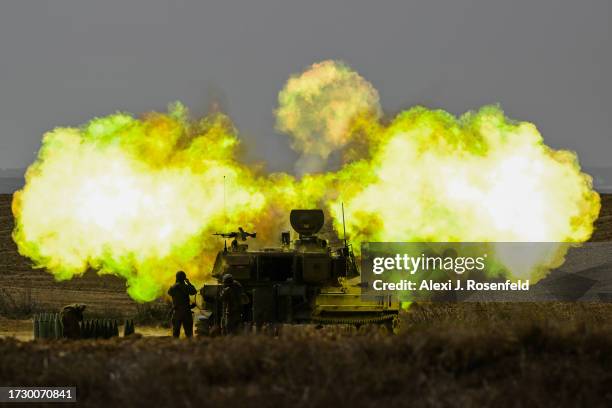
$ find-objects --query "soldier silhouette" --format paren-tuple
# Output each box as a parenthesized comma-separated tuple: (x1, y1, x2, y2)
(220, 273, 245, 335)
(61, 303, 86, 339)
(167, 271, 197, 338)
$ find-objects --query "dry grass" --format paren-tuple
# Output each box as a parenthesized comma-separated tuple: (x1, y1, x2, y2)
(0, 302, 611, 407)
(134, 299, 173, 327)
(0, 287, 41, 318)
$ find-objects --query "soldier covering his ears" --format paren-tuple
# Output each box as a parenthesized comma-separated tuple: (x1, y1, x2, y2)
(168, 271, 197, 337)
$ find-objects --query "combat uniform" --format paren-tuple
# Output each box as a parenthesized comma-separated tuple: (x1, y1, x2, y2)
(168, 272, 197, 338)
(220, 275, 244, 335)
(61, 304, 86, 339)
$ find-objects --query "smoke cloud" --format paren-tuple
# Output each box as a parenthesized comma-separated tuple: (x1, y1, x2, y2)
(275, 60, 381, 174)
(12, 61, 600, 301)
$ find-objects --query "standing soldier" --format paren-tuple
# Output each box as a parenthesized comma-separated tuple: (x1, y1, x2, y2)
(168, 271, 197, 338)
(220, 273, 244, 335)
(61, 303, 86, 339)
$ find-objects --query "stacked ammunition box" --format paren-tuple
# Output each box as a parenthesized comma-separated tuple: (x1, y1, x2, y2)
(32, 314, 135, 339)
(80, 319, 121, 339)
(33, 312, 63, 339)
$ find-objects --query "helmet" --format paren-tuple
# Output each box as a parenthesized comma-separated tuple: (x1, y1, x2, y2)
(176, 271, 187, 282)
(222, 273, 234, 284)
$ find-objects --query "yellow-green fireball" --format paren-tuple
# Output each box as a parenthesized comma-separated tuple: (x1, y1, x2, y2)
(12, 61, 600, 301)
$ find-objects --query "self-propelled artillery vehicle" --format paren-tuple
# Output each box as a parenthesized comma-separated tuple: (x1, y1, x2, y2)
(196, 209, 400, 334)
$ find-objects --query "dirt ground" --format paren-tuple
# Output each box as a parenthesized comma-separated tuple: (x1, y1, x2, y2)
(0, 316, 31, 341)
(0, 317, 171, 341)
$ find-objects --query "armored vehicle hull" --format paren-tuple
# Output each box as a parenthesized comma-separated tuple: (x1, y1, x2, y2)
(196, 210, 400, 334)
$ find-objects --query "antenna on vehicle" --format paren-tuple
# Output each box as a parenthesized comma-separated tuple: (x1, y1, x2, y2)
(223, 176, 228, 253)
(341, 202, 359, 279)
(223, 175, 228, 231)
(342, 202, 347, 248)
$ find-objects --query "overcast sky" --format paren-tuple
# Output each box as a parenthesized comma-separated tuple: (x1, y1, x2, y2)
(0, 0, 610, 175)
